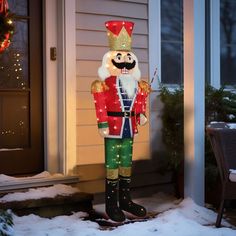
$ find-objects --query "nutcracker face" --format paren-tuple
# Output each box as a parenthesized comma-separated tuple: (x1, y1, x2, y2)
(106, 51, 137, 77)
(98, 50, 141, 81)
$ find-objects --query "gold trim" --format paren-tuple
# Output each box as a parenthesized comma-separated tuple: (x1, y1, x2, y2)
(107, 27, 132, 51)
(119, 167, 131, 177)
(106, 169, 119, 180)
(91, 80, 109, 94)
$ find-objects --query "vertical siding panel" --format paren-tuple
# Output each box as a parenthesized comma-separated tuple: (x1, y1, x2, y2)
(76, 0, 149, 166)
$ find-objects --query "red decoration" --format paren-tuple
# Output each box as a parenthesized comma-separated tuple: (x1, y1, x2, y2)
(105, 21, 134, 36)
(0, 0, 9, 14)
(0, 0, 14, 53)
(0, 33, 10, 53)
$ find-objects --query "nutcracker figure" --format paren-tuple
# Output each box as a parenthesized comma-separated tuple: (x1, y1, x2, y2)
(91, 21, 151, 222)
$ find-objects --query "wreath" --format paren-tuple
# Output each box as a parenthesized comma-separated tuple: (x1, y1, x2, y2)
(0, 0, 14, 53)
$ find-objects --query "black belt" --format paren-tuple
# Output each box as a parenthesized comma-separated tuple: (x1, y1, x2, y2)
(107, 111, 135, 118)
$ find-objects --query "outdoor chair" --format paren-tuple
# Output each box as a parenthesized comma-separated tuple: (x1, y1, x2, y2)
(206, 122, 236, 227)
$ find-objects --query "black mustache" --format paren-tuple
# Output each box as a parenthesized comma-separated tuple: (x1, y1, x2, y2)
(111, 59, 136, 70)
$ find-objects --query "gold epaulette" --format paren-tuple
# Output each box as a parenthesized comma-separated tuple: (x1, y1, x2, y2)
(138, 80, 152, 94)
(91, 80, 109, 94)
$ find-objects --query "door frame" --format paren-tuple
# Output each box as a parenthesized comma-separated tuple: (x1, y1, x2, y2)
(43, 0, 76, 175)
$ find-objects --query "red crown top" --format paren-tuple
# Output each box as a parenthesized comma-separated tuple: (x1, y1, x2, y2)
(105, 21, 134, 36)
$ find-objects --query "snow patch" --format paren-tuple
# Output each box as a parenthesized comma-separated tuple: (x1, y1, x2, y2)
(0, 184, 79, 203)
(0, 148, 23, 152)
(12, 194, 236, 236)
(0, 171, 64, 184)
(230, 169, 236, 174)
(227, 123, 236, 129)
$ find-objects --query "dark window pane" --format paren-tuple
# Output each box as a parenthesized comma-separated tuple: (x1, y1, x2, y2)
(221, 46, 236, 85)
(161, 42, 183, 84)
(0, 20, 29, 89)
(8, 0, 28, 16)
(220, 0, 236, 45)
(161, 0, 183, 84)
(220, 0, 236, 85)
(161, 0, 183, 41)
(0, 92, 29, 148)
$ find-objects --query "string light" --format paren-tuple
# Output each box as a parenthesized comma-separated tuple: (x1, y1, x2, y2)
(7, 19, 12, 25)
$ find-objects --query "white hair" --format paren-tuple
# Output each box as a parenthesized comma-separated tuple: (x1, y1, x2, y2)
(98, 52, 110, 81)
(98, 51, 141, 81)
(119, 74, 136, 98)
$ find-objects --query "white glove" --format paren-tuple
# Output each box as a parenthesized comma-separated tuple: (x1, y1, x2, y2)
(98, 127, 109, 137)
(140, 114, 148, 126)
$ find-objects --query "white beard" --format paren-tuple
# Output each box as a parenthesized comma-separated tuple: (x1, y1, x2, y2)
(119, 74, 136, 98)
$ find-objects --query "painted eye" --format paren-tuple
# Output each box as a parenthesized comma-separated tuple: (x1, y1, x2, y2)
(116, 53, 122, 61)
(126, 53, 133, 61)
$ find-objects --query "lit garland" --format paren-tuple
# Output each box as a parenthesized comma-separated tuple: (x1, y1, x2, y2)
(0, 0, 14, 53)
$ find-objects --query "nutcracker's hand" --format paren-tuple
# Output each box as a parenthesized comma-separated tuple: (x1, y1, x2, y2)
(98, 127, 109, 137)
(140, 114, 148, 126)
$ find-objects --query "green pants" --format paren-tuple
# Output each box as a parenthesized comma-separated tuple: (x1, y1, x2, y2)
(105, 138, 133, 179)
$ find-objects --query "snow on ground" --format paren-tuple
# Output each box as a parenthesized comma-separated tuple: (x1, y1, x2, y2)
(12, 192, 236, 236)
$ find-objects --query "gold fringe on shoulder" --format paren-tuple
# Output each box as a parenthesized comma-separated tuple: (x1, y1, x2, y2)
(138, 80, 152, 94)
(91, 80, 109, 94)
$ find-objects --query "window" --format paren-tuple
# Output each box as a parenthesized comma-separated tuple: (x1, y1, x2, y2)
(161, 0, 183, 84)
(220, 0, 236, 86)
(148, 0, 183, 86)
(151, 0, 236, 87)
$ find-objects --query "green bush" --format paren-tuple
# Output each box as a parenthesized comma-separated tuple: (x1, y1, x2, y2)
(0, 210, 14, 236)
(159, 86, 184, 172)
(159, 84, 236, 189)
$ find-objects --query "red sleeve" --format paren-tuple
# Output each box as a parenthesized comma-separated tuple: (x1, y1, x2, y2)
(135, 90, 148, 115)
(135, 86, 149, 125)
(93, 92, 108, 128)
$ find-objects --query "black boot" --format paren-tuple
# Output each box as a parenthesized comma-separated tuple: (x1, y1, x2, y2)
(105, 179, 126, 222)
(119, 176, 147, 217)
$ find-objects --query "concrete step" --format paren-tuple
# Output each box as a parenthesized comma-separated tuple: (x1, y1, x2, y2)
(0, 172, 80, 195)
(0, 188, 93, 218)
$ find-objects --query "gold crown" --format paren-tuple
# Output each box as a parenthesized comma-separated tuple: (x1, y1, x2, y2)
(105, 21, 134, 51)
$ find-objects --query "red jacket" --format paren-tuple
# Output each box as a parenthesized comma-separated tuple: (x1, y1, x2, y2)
(91, 76, 150, 138)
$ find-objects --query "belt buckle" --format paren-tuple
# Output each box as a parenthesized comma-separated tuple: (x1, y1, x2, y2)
(124, 111, 130, 117)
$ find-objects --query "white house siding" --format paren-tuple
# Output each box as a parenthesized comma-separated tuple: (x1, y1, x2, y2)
(75, 0, 150, 166)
